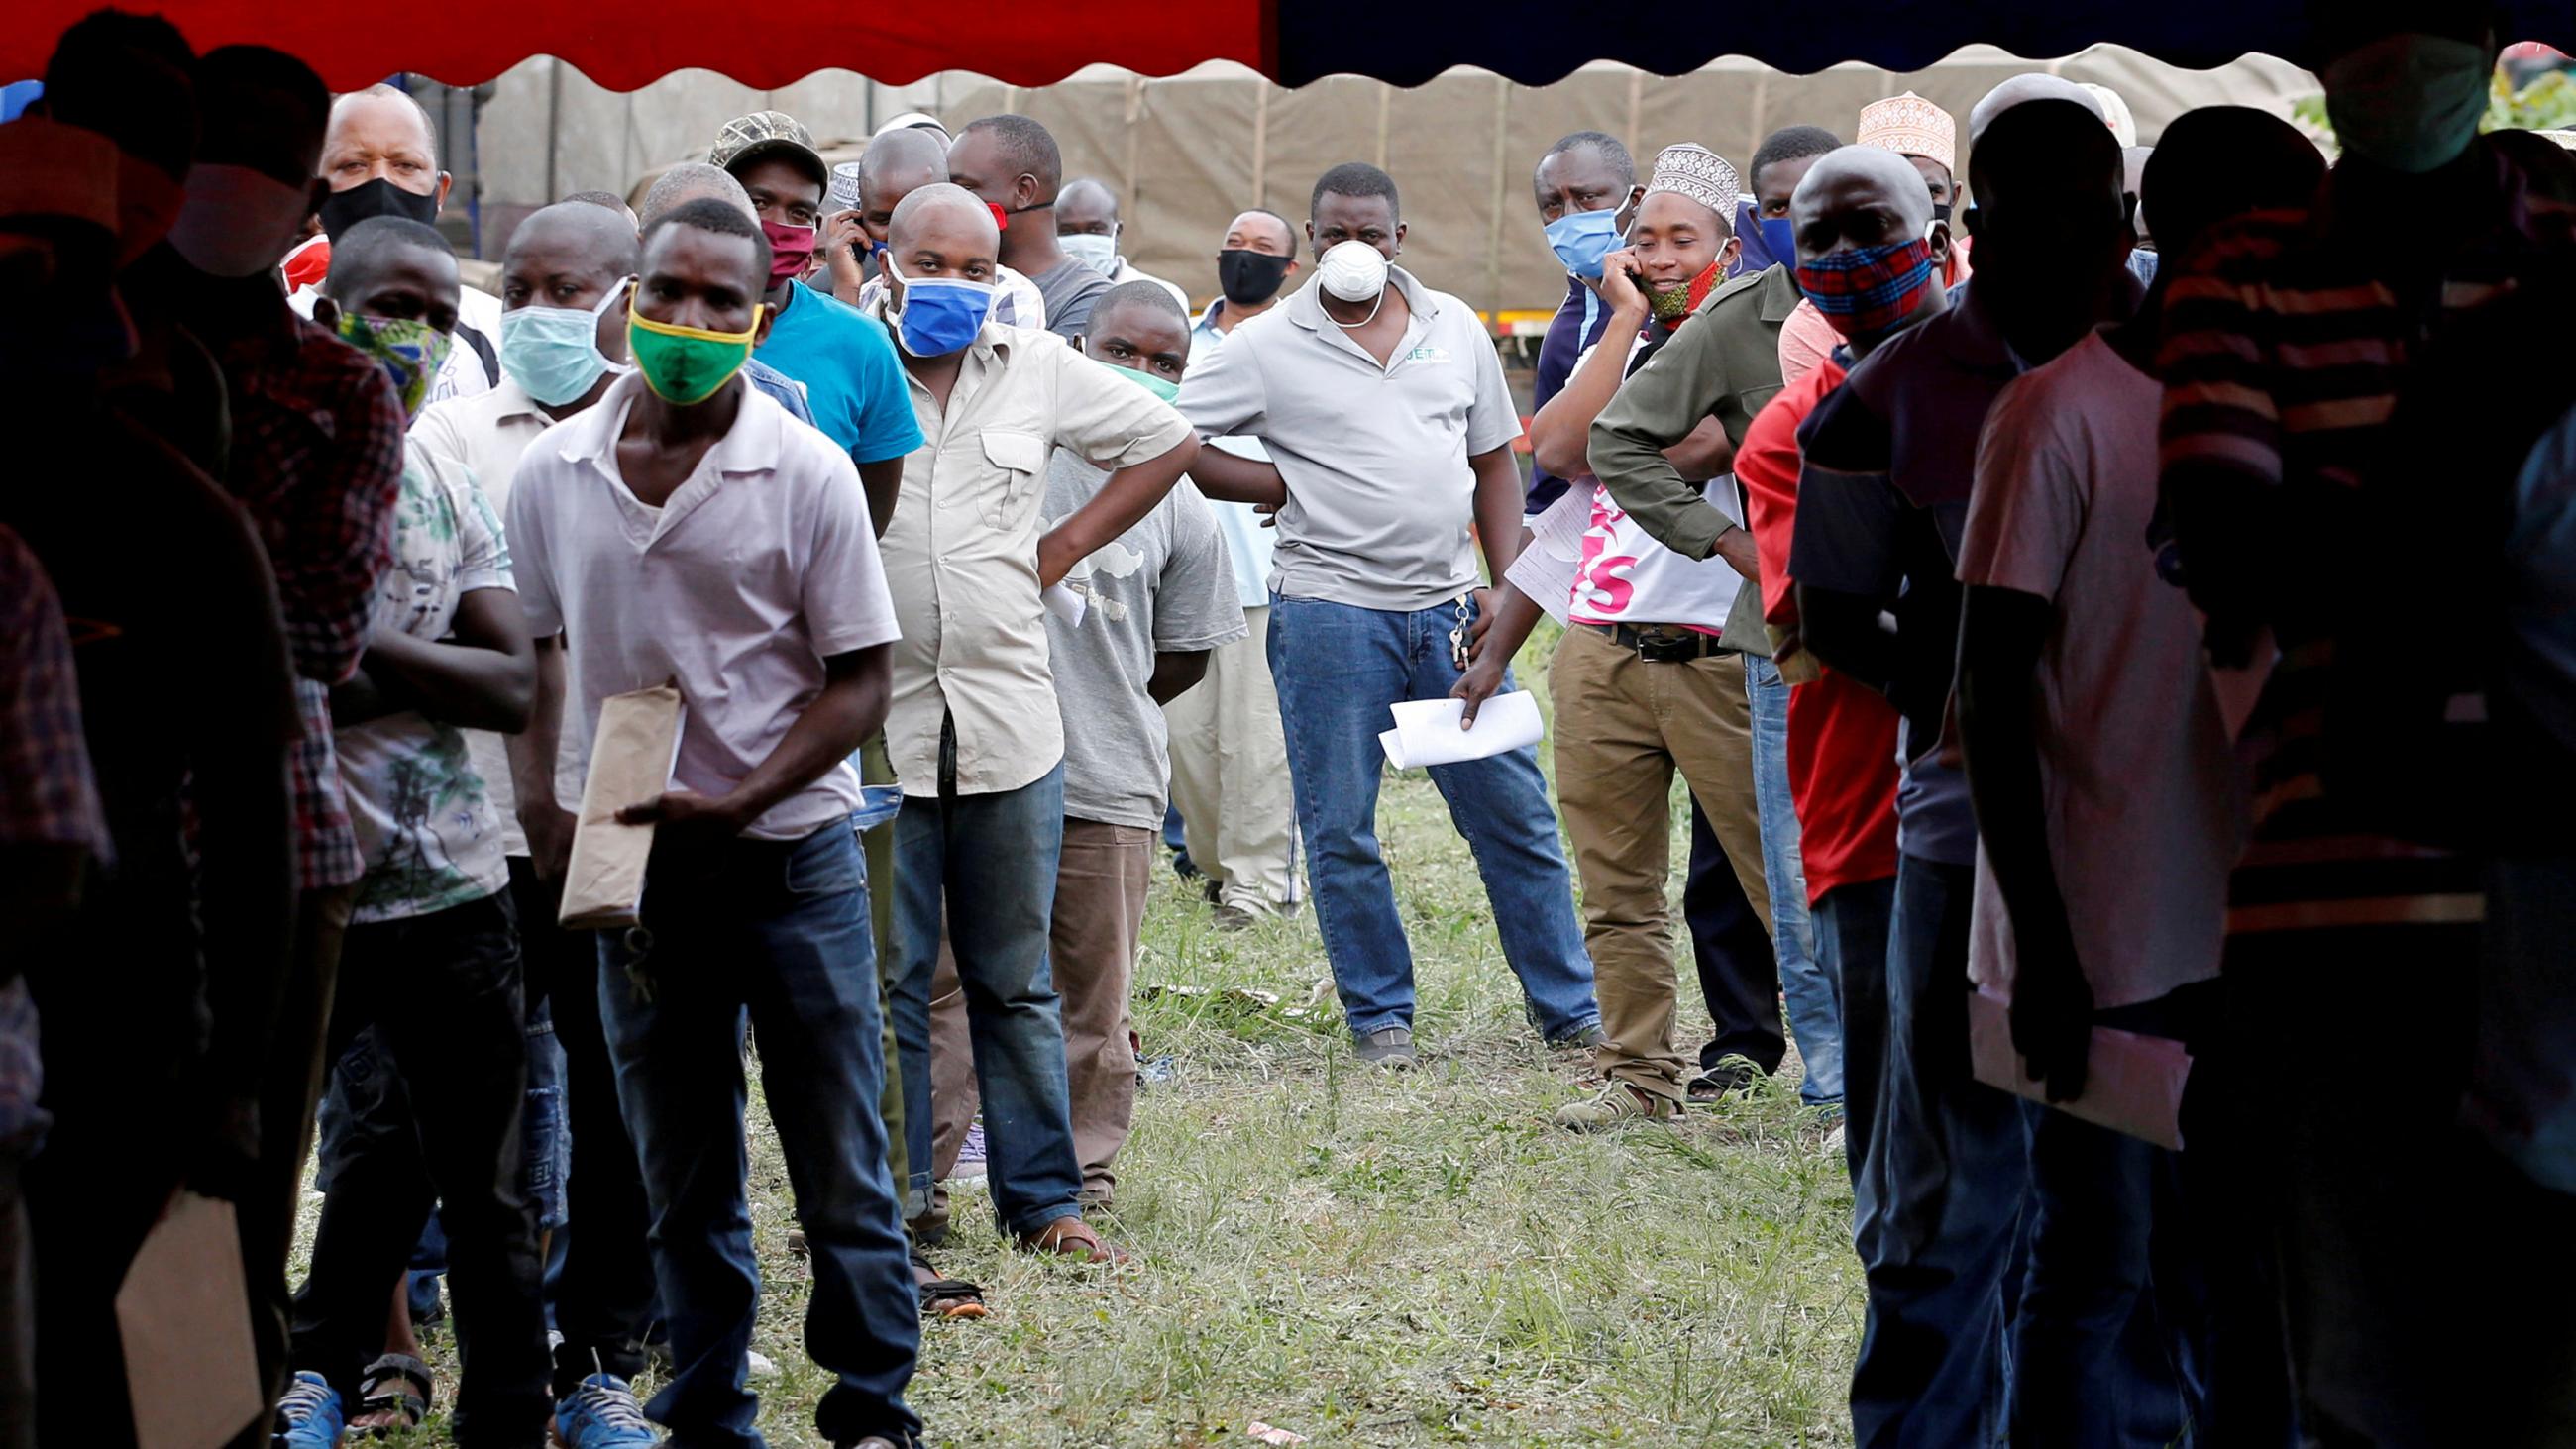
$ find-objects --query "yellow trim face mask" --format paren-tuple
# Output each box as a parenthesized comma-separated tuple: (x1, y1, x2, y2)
(335, 313, 454, 418)
(626, 295, 764, 405)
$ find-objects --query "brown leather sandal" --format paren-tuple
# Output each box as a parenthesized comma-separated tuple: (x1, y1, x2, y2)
(1016, 1215, 1130, 1265)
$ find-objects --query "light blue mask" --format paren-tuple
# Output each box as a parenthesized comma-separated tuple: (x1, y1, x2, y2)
(1095, 355, 1180, 402)
(2325, 33, 2492, 175)
(1545, 207, 1623, 280)
(499, 278, 631, 406)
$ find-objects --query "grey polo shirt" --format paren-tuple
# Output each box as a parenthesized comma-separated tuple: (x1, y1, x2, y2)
(1176, 266, 1522, 612)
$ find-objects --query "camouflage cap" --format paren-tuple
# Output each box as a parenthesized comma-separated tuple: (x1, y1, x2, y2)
(709, 110, 828, 191)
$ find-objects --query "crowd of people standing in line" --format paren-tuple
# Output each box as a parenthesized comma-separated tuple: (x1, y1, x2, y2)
(0, 2, 2571, 1446)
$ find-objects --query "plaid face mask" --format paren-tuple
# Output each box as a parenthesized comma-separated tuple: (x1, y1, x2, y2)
(1795, 236, 1936, 340)
(335, 312, 454, 417)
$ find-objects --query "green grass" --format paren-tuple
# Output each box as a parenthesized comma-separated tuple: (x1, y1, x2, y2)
(311, 622, 1864, 1446)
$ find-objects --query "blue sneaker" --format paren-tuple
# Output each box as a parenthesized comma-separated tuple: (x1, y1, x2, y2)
(556, 1374, 660, 1446)
(272, 1371, 344, 1449)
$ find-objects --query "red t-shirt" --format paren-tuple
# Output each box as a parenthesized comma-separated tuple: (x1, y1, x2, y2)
(1737, 362, 1901, 904)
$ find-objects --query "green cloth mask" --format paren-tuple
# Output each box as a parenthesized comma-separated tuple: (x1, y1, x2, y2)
(335, 313, 453, 417)
(1096, 356, 1181, 403)
(627, 296, 764, 406)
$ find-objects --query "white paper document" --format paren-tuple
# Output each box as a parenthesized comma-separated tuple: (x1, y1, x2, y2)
(1967, 988, 2192, 1151)
(1044, 581, 1088, 627)
(1376, 693, 1544, 770)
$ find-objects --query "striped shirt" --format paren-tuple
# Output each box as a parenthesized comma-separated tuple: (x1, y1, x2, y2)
(2156, 136, 2576, 936)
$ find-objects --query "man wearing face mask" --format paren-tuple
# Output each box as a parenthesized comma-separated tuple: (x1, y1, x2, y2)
(1778, 95, 1964, 385)
(0, 100, 298, 1449)
(1166, 207, 1303, 928)
(710, 111, 920, 530)
(32, 9, 240, 477)
(1182, 162, 1602, 1069)
(1734, 146, 1924, 1331)
(1527, 131, 1643, 515)
(861, 183, 1196, 1266)
(847, 126, 1046, 327)
(1469, 144, 1822, 1129)
(508, 197, 922, 1449)
(947, 279, 1242, 1211)
(277, 214, 550, 1449)
(1057, 177, 1188, 306)
(2158, 6, 2576, 1437)
(114, 47, 418, 1436)
(407, 200, 667, 1446)
(298, 84, 504, 404)
(949, 114, 1109, 340)
(1791, 98, 2141, 1448)
(1558, 139, 1844, 1114)
(1955, 109, 2328, 1448)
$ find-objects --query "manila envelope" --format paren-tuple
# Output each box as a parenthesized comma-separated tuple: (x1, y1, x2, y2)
(116, 1190, 262, 1449)
(559, 683, 685, 930)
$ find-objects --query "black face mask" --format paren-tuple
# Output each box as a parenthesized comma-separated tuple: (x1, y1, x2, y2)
(318, 176, 441, 242)
(1932, 201, 1954, 225)
(1218, 248, 1293, 306)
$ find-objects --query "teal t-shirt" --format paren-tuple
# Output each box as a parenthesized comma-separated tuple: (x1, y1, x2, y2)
(755, 280, 924, 466)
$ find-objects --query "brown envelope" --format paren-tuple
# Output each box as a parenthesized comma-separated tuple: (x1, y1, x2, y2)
(559, 683, 685, 930)
(116, 1190, 261, 1449)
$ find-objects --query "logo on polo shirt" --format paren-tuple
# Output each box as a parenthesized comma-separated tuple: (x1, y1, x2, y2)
(1404, 345, 1453, 364)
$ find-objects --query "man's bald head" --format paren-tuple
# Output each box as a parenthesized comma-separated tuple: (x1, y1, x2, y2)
(322, 84, 445, 210)
(505, 201, 640, 275)
(859, 126, 949, 240)
(889, 182, 998, 252)
(640, 161, 753, 227)
(1967, 74, 2105, 144)
(1059, 177, 1120, 235)
(1792, 144, 1938, 252)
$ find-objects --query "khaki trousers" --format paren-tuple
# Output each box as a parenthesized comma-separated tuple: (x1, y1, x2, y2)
(1164, 608, 1301, 914)
(1550, 624, 1771, 1102)
(920, 818, 1152, 1227)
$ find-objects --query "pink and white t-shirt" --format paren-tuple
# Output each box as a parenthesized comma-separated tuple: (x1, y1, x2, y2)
(1562, 335, 1750, 632)
(1566, 477, 1748, 632)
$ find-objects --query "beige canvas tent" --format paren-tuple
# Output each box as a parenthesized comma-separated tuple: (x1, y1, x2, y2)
(469, 47, 2313, 315)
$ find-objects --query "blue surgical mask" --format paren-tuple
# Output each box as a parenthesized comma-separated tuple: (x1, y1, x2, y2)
(1758, 218, 1797, 269)
(1544, 207, 1623, 280)
(498, 277, 631, 406)
(890, 271, 997, 357)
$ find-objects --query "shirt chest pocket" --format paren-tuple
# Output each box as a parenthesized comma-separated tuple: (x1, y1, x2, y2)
(976, 429, 1047, 530)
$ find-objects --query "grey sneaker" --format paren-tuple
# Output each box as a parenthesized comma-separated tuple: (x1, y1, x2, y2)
(1550, 1023, 1606, 1051)
(1554, 1083, 1676, 1132)
(1353, 1026, 1417, 1069)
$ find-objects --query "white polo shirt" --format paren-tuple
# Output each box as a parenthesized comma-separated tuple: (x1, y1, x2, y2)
(504, 371, 901, 842)
(412, 377, 584, 854)
(1178, 266, 1522, 613)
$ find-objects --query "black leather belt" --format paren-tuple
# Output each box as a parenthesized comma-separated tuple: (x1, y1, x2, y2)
(1589, 622, 1732, 663)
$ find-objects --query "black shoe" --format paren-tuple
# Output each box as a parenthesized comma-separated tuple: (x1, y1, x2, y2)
(1687, 1056, 1762, 1103)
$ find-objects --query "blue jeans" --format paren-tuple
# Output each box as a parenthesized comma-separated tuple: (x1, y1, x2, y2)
(2010, 991, 2212, 1449)
(598, 826, 919, 1449)
(889, 737, 1082, 1238)
(1850, 855, 2025, 1449)
(1815, 876, 1895, 1263)
(1267, 594, 1598, 1042)
(1748, 654, 1840, 1105)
